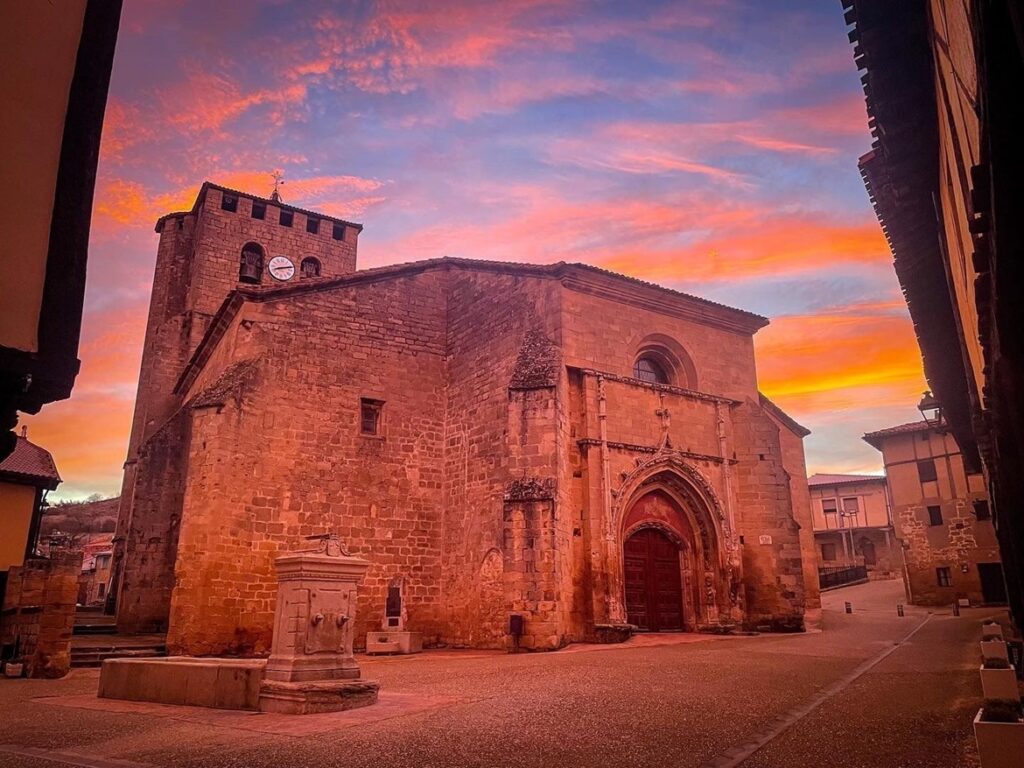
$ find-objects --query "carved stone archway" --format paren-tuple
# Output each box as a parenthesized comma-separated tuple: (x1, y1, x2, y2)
(610, 455, 740, 629)
(613, 455, 731, 559)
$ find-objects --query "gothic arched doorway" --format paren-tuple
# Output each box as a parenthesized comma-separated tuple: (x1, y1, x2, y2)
(624, 527, 684, 631)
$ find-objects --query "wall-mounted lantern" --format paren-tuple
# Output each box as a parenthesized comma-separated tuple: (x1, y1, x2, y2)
(917, 390, 943, 427)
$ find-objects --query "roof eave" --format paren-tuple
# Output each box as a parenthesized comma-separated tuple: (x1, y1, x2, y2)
(0, 470, 60, 490)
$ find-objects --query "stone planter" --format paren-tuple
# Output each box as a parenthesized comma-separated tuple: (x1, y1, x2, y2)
(983, 623, 1005, 641)
(981, 665, 1021, 701)
(974, 710, 1024, 768)
(981, 640, 1009, 663)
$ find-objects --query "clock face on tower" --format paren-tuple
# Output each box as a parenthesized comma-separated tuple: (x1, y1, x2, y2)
(268, 256, 295, 281)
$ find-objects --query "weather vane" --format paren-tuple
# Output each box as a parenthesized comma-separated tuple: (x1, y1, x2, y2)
(270, 169, 285, 202)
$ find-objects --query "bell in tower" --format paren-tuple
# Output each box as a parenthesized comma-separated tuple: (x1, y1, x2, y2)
(239, 242, 264, 284)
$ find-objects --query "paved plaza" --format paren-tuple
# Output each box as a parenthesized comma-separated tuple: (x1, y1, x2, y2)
(0, 580, 1005, 768)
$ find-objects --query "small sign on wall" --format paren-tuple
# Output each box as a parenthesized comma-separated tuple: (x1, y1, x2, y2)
(758, 535, 773, 545)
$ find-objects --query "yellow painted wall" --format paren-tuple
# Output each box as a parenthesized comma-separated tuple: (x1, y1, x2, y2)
(0, 481, 37, 571)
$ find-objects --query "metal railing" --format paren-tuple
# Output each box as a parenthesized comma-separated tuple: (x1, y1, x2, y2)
(818, 565, 869, 590)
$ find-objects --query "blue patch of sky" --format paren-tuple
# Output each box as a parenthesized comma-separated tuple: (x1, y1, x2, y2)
(675, 269, 903, 318)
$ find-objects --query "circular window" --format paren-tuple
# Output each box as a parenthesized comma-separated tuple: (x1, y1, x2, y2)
(633, 356, 670, 384)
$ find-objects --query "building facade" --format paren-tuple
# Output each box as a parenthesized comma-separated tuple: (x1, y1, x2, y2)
(111, 183, 818, 654)
(0, 432, 61, 579)
(864, 421, 1004, 606)
(847, 0, 1024, 628)
(75, 534, 114, 606)
(808, 473, 900, 580)
(0, 433, 70, 678)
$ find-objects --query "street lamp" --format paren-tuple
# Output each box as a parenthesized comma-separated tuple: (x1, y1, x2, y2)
(917, 390, 943, 426)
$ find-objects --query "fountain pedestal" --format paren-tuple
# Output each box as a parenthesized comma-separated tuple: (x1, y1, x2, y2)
(258, 536, 379, 714)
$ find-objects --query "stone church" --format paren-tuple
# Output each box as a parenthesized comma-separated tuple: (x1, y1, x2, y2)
(111, 182, 819, 654)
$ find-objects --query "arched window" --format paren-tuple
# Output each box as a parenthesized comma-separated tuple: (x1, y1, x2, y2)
(300, 257, 321, 278)
(239, 243, 264, 284)
(633, 355, 670, 384)
(632, 335, 698, 389)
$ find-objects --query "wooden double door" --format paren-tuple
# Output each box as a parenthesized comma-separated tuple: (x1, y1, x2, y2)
(624, 528, 684, 631)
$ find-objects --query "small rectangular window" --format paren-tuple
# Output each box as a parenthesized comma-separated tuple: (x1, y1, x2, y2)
(332, 222, 346, 241)
(927, 505, 943, 526)
(221, 193, 238, 212)
(251, 201, 266, 220)
(97, 582, 106, 598)
(821, 543, 837, 562)
(842, 497, 860, 514)
(822, 498, 838, 514)
(360, 398, 383, 436)
(280, 210, 294, 227)
(973, 500, 991, 521)
(306, 216, 320, 234)
(936, 567, 951, 587)
(917, 459, 938, 483)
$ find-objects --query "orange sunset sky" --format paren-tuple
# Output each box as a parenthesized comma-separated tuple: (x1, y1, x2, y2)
(25, 0, 927, 500)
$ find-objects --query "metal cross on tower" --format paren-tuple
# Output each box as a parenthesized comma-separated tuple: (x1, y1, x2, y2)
(270, 170, 285, 202)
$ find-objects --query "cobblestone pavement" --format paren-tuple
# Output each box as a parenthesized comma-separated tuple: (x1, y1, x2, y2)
(0, 580, 1008, 768)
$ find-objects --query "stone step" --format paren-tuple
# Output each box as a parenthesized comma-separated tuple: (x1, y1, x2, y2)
(73, 624, 118, 635)
(71, 646, 167, 668)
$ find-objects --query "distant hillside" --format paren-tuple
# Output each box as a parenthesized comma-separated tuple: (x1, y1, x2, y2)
(41, 496, 119, 535)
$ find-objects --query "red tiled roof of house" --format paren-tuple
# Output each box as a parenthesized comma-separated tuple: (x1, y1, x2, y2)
(0, 436, 61, 489)
(862, 420, 933, 450)
(808, 473, 886, 488)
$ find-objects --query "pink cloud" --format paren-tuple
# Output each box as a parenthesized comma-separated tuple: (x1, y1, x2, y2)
(159, 68, 308, 135)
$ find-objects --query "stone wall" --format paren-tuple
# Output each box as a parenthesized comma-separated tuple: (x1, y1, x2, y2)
(730, 400, 806, 631)
(166, 270, 448, 655)
(185, 188, 358, 321)
(769, 410, 821, 611)
(116, 409, 189, 633)
(440, 267, 563, 649)
(1, 549, 82, 678)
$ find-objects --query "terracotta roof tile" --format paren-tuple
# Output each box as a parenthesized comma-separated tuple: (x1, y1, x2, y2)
(808, 473, 886, 488)
(0, 436, 61, 489)
(237, 257, 769, 328)
(862, 420, 934, 450)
